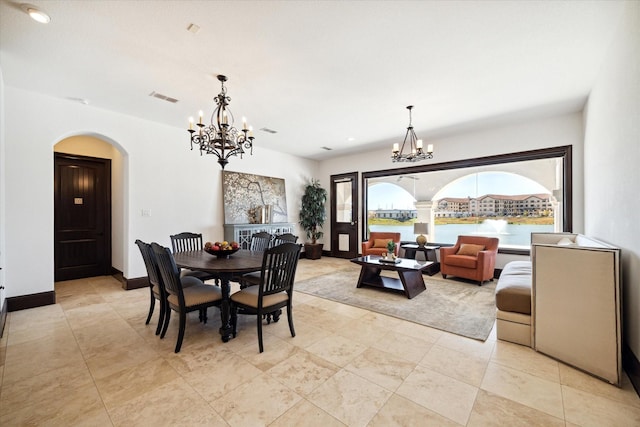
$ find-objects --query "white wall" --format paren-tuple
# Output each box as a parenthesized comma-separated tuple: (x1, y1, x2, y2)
(583, 1, 640, 361)
(3, 86, 317, 298)
(318, 112, 586, 268)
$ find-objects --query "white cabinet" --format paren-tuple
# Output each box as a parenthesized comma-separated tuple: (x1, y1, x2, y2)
(224, 223, 296, 250)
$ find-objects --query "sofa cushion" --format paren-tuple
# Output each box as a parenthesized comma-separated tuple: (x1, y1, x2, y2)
(495, 261, 532, 315)
(457, 243, 485, 256)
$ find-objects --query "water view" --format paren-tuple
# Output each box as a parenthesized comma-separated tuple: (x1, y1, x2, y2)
(369, 221, 554, 247)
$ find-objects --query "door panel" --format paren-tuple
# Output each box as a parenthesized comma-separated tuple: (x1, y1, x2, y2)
(54, 153, 111, 281)
(330, 172, 358, 258)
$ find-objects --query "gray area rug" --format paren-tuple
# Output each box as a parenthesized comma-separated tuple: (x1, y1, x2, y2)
(294, 268, 497, 341)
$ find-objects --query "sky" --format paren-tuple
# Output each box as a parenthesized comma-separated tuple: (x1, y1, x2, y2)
(368, 172, 549, 210)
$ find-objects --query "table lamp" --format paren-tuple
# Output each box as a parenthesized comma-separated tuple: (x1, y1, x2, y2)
(414, 222, 429, 247)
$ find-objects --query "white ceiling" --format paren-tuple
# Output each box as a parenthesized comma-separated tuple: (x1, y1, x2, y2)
(0, 0, 626, 160)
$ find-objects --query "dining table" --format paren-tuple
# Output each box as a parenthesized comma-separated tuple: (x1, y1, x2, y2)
(173, 249, 264, 342)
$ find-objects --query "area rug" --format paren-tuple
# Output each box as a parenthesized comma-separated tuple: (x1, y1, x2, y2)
(294, 268, 496, 341)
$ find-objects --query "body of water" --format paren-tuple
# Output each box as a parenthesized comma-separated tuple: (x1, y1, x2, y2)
(369, 222, 555, 247)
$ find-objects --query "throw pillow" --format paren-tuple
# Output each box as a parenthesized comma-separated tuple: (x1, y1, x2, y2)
(373, 238, 392, 248)
(456, 243, 485, 256)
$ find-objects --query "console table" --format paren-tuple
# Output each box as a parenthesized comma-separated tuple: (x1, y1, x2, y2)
(224, 223, 295, 250)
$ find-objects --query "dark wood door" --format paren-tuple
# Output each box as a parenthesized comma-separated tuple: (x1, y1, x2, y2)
(54, 153, 111, 281)
(330, 172, 358, 258)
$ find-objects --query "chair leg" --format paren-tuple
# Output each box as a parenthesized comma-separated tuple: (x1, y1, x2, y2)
(257, 314, 264, 353)
(442, 274, 447, 279)
(155, 298, 165, 336)
(146, 293, 155, 325)
(175, 311, 186, 353)
(287, 306, 295, 338)
(199, 308, 208, 324)
(161, 309, 171, 338)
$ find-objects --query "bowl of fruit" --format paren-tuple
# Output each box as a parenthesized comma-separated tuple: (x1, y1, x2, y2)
(204, 240, 240, 258)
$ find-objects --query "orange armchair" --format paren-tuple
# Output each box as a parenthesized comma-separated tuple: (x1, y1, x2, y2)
(440, 235, 499, 285)
(362, 232, 401, 257)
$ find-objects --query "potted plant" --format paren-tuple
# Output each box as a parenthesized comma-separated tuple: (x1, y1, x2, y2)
(299, 179, 327, 260)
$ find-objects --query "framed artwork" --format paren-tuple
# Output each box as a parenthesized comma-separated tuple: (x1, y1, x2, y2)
(222, 171, 288, 224)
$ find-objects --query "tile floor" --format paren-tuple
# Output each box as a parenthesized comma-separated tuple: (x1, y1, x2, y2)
(1, 257, 639, 426)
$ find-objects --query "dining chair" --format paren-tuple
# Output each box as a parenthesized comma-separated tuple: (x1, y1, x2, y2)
(230, 242, 302, 353)
(135, 239, 167, 336)
(273, 233, 298, 246)
(237, 231, 275, 289)
(170, 232, 220, 285)
(249, 231, 273, 251)
(151, 242, 223, 353)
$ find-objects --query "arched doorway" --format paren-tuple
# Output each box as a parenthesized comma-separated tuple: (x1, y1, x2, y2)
(53, 134, 126, 281)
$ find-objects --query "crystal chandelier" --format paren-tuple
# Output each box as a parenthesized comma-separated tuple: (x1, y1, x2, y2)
(188, 75, 254, 169)
(391, 105, 433, 163)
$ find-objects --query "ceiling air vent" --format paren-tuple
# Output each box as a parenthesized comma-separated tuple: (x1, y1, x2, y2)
(149, 91, 179, 104)
(260, 127, 277, 134)
(321, 146, 332, 151)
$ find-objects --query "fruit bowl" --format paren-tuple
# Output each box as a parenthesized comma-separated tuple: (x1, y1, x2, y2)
(204, 247, 240, 258)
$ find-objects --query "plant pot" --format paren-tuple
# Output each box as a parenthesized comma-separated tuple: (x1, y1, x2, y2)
(304, 243, 323, 260)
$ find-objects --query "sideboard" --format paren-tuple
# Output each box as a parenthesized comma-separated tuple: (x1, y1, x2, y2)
(224, 223, 296, 250)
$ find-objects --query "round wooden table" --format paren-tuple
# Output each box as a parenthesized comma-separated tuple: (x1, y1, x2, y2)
(173, 249, 263, 342)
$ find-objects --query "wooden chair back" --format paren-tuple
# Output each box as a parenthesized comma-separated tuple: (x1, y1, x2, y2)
(250, 232, 273, 251)
(170, 232, 204, 253)
(135, 239, 162, 290)
(151, 242, 185, 304)
(273, 233, 298, 246)
(259, 242, 301, 299)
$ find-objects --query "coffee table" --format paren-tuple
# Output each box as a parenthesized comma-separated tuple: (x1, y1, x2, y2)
(350, 256, 434, 299)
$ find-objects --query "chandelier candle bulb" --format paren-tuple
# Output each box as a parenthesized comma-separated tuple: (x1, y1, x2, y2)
(188, 117, 194, 130)
(393, 143, 399, 153)
(242, 117, 248, 130)
(198, 110, 203, 124)
(427, 144, 433, 153)
(416, 139, 423, 149)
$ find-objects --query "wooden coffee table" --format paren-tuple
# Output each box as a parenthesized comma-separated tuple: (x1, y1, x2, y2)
(350, 256, 434, 299)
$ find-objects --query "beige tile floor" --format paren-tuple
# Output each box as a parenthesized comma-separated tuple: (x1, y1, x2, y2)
(1, 257, 639, 426)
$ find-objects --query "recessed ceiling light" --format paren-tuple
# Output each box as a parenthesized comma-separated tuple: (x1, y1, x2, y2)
(21, 4, 51, 24)
(347, 137, 355, 142)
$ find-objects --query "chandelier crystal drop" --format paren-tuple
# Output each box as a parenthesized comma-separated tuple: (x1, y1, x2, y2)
(188, 74, 254, 169)
(391, 105, 433, 163)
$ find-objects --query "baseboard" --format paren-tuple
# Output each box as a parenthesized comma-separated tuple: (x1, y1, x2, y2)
(6, 291, 56, 312)
(125, 276, 148, 290)
(0, 300, 7, 338)
(623, 343, 640, 397)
